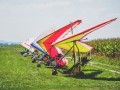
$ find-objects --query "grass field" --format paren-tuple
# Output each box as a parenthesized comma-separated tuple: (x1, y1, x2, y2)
(0, 45, 120, 90)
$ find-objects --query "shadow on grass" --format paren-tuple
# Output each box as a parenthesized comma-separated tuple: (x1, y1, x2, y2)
(64, 70, 120, 81)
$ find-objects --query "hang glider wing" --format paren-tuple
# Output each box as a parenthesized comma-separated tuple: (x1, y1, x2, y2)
(31, 42, 47, 55)
(54, 41, 93, 53)
(53, 18, 117, 49)
(37, 20, 82, 57)
(21, 38, 35, 52)
(30, 34, 47, 54)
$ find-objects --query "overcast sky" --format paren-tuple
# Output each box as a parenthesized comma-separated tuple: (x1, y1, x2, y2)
(0, 0, 120, 42)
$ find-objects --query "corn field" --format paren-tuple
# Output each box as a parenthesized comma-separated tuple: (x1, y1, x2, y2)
(88, 38, 120, 60)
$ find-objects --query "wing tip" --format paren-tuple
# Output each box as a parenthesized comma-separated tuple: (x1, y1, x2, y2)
(112, 18, 117, 21)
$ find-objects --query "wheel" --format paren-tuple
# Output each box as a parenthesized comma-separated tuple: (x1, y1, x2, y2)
(37, 63, 41, 67)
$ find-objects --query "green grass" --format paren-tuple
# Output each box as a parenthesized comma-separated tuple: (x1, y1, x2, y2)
(0, 45, 120, 90)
